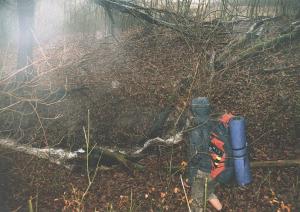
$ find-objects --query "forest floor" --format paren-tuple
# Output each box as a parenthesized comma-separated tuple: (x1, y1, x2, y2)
(0, 16, 299, 211)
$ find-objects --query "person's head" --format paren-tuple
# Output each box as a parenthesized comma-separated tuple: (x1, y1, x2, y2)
(191, 97, 211, 124)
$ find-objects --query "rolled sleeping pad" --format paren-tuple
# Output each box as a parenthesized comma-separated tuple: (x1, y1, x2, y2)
(229, 116, 252, 186)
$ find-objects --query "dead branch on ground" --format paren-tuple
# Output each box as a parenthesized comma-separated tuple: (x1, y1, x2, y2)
(251, 159, 300, 168)
(0, 132, 184, 172)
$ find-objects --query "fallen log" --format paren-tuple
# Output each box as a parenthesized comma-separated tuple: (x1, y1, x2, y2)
(94, 0, 188, 35)
(0, 139, 77, 167)
(0, 139, 143, 172)
(215, 17, 278, 66)
(70, 146, 144, 173)
(216, 21, 300, 69)
(166, 159, 300, 175)
(94, 0, 227, 37)
(1, 138, 299, 174)
(0, 133, 183, 172)
(250, 159, 300, 168)
(229, 25, 300, 66)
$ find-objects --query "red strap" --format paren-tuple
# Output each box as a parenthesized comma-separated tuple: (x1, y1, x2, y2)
(219, 113, 234, 125)
(210, 153, 226, 178)
(210, 137, 226, 179)
(211, 137, 224, 151)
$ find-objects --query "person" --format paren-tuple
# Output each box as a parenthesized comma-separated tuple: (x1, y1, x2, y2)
(187, 97, 233, 211)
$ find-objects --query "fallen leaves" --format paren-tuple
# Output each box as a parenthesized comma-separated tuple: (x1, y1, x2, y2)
(118, 195, 129, 208)
(180, 160, 188, 170)
(173, 187, 180, 194)
(160, 192, 167, 198)
(268, 189, 292, 212)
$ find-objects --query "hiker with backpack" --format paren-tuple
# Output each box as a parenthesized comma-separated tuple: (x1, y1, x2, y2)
(187, 97, 234, 211)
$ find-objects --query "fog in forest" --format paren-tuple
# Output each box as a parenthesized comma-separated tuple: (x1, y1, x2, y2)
(0, 0, 299, 211)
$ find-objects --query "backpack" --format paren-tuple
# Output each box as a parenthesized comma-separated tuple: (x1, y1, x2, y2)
(209, 113, 234, 183)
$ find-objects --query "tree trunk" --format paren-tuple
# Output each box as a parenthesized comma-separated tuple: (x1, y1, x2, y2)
(16, 0, 35, 83)
(296, 8, 300, 19)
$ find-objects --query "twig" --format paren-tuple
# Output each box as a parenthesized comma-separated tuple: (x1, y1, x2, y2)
(0, 59, 44, 85)
(204, 177, 208, 212)
(180, 174, 192, 212)
(31, 29, 51, 68)
(29, 101, 48, 147)
(81, 109, 102, 203)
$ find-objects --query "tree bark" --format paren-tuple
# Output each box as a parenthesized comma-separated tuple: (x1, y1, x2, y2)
(296, 8, 300, 19)
(16, 0, 35, 83)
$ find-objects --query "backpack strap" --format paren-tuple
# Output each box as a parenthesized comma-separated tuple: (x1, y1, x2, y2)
(219, 113, 234, 126)
(209, 136, 226, 178)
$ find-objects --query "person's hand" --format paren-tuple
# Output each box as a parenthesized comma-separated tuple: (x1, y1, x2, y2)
(209, 197, 222, 211)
